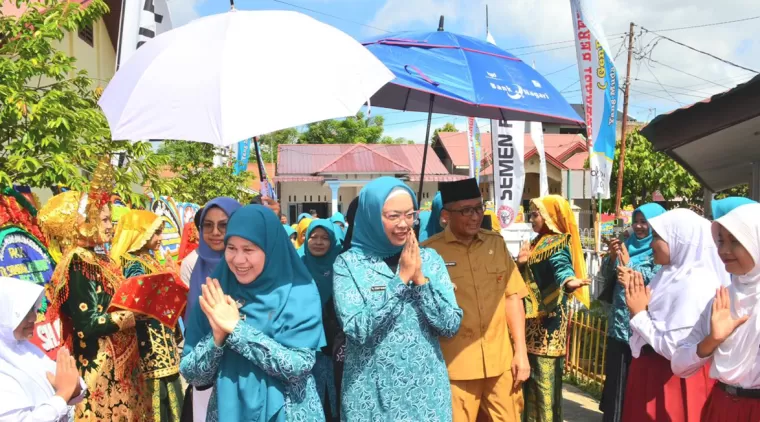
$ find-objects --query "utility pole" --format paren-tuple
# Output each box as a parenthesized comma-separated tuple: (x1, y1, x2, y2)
(614, 22, 635, 217)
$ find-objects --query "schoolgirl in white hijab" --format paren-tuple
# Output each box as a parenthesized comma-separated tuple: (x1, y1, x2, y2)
(620, 208, 728, 422)
(672, 203, 760, 421)
(0, 276, 86, 422)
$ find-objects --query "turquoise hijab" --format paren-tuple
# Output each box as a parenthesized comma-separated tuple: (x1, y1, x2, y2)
(352, 177, 418, 258)
(185, 205, 324, 422)
(625, 203, 666, 264)
(712, 197, 756, 219)
(283, 224, 296, 239)
(418, 192, 443, 242)
(297, 213, 311, 223)
(301, 219, 341, 305)
(330, 212, 347, 241)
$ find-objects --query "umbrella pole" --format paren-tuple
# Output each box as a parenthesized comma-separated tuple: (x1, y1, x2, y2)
(417, 93, 435, 201)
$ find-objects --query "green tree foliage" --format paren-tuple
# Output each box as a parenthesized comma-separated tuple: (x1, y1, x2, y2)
(379, 136, 414, 144)
(300, 112, 384, 144)
(432, 122, 458, 144)
(0, 0, 173, 204)
(157, 141, 254, 205)
(607, 130, 702, 210)
(715, 184, 749, 199)
(257, 128, 299, 163)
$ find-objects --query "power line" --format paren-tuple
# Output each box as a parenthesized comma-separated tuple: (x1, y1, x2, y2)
(267, 0, 392, 33)
(678, 72, 756, 90)
(640, 26, 759, 73)
(504, 15, 758, 53)
(645, 15, 760, 33)
(642, 60, 683, 105)
(633, 86, 707, 100)
(633, 78, 717, 96)
(559, 79, 580, 93)
(647, 57, 731, 89)
(543, 63, 576, 76)
(630, 89, 684, 104)
(518, 44, 576, 57)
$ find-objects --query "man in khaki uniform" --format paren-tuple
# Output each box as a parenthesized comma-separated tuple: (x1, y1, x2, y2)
(423, 178, 530, 422)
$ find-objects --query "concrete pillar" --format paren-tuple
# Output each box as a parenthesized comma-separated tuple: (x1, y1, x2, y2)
(703, 189, 714, 219)
(751, 162, 760, 201)
(327, 181, 340, 216)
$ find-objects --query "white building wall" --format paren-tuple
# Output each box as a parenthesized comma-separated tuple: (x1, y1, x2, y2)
(279, 175, 442, 219)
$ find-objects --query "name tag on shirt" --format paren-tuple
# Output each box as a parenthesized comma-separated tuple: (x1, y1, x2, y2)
(445, 262, 457, 267)
(371, 286, 386, 292)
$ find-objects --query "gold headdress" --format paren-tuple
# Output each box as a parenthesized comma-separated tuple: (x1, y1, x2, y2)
(110, 210, 163, 263)
(39, 156, 116, 252)
(79, 156, 116, 242)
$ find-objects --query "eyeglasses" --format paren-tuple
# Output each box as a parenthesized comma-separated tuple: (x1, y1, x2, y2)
(445, 204, 485, 217)
(382, 210, 419, 225)
(202, 221, 228, 233)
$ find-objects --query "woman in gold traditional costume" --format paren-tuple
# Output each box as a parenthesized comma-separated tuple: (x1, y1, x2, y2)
(518, 195, 590, 422)
(110, 209, 184, 422)
(39, 159, 146, 422)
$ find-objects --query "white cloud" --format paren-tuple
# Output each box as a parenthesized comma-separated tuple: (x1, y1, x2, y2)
(166, 0, 202, 27)
(369, 0, 760, 116)
(366, 0, 460, 36)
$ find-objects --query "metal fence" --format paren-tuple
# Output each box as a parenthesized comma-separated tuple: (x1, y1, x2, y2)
(565, 310, 608, 388)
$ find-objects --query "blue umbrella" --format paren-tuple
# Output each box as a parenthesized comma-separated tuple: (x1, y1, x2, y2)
(363, 17, 583, 196)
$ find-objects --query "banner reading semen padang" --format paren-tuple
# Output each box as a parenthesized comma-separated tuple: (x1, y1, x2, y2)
(490, 120, 526, 228)
(569, 0, 619, 198)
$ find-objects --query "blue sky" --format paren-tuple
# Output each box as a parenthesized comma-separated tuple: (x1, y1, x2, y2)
(170, 0, 760, 143)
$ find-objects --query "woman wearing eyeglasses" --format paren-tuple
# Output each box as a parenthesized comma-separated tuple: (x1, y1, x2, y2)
(182, 197, 241, 422)
(520, 195, 591, 422)
(333, 177, 462, 421)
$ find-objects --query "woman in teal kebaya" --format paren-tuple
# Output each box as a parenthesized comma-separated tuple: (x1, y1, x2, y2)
(333, 177, 462, 421)
(181, 205, 325, 422)
(302, 219, 342, 421)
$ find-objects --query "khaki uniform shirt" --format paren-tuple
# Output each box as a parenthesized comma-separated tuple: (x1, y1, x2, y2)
(423, 227, 528, 381)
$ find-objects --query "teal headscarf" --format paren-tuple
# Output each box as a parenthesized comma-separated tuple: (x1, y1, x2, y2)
(712, 197, 756, 219)
(297, 213, 311, 223)
(301, 219, 341, 305)
(330, 212, 347, 241)
(283, 224, 296, 239)
(418, 192, 443, 242)
(625, 203, 666, 264)
(352, 177, 418, 258)
(185, 205, 324, 422)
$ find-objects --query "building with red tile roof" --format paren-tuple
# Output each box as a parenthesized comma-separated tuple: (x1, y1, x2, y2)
(275, 143, 466, 221)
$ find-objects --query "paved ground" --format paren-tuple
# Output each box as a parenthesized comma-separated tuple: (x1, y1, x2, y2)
(182, 375, 603, 421)
(563, 384, 602, 422)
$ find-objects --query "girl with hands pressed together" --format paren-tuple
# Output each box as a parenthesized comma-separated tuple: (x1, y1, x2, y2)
(180, 205, 326, 422)
(620, 209, 728, 422)
(0, 276, 87, 422)
(672, 203, 760, 421)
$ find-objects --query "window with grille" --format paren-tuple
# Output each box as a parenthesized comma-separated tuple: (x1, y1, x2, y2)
(78, 24, 94, 47)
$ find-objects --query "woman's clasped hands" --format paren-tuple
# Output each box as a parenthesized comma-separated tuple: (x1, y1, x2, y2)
(200, 277, 241, 347)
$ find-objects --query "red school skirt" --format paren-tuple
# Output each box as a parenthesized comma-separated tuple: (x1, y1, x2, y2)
(621, 347, 714, 422)
(702, 384, 760, 422)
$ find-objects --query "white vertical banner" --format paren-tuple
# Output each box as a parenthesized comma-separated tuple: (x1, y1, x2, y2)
(117, 0, 174, 69)
(569, 0, 619, 198)
(491, 120, 526, 228)
(467, 117, 482, 184)
(530, 121, 550, 196)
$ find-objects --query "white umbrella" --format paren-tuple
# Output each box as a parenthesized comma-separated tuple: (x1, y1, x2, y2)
(99, 10, 394, 146)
